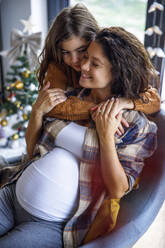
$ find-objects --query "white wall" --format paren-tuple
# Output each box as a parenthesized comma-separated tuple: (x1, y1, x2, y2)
(0, 0, 48, 75)
(1, 0, 31, 74)
(30, 0, 48, 47)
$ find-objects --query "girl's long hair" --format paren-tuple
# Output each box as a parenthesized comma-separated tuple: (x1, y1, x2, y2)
(38, 4, 99, 88)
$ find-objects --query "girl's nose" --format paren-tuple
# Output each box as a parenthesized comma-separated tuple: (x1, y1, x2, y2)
(71, 53, 79, 64)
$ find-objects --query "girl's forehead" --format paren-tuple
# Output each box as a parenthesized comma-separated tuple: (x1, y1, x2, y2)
(60, 35, 89, 51)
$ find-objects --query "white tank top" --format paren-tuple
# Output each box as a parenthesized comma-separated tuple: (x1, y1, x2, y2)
(16, 122, 87, 221)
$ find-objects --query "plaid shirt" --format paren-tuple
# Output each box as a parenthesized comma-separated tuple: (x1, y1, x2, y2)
(0, 89, 157, 247)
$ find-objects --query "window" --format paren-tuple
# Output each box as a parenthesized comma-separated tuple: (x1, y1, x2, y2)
(70, 0, 147, 43)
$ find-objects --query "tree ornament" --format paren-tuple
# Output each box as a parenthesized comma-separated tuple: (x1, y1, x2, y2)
(12, 133, 19, 140)
(20, 16, 36, 34)
(0, 109, 7, 118)
(15, 80, 24, 90)
(10, 82, 16, 88)
(22, 69, 30, 78)
(22, 113, 28, 120)
(24, 122, 28, 128)
(19, 131, 25, 137)
(10, 96, 17, 102)
(9, 109, 14, 114)
(0, 28, 41, 69)
(0, 119, 8, 127)
(24, 105, 32, 113)
(15, 101, 21, 108)
(29, 83, 36, 91)
(8, 92, 15, 101)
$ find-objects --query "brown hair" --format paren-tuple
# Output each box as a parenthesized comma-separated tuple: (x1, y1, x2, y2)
(95, 27, 159, 99)
(38, 4, 99, 88)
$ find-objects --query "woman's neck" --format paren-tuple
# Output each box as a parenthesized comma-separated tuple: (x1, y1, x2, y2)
(89, 88, 111, 104)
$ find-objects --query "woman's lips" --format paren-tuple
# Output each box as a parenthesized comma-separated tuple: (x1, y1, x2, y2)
(80, 73, 91, 80)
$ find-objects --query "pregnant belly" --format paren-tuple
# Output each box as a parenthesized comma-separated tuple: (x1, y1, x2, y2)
(16, 147, 79, 221)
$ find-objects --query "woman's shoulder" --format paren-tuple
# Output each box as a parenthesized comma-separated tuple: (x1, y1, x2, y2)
(123, 110, 157, 134)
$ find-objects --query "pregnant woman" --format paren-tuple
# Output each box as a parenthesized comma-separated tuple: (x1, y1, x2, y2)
(0, 25, 158, 248)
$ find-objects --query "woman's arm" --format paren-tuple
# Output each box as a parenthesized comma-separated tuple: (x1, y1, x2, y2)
(91, 98, 157, 198)
(25, 82, 67, 158)
(91, 98, 129, 198)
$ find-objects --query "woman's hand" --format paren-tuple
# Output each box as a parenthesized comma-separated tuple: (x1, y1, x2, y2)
(91, 98, 125, 140)
(32, 81, 67, 116)
(91, 98, 129, 136)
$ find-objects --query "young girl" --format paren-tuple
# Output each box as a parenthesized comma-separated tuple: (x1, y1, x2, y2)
(26, 4, 160, 158)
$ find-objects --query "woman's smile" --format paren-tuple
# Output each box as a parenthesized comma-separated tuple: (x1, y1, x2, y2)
(79, 41, 112, 91)
(80, 72, 92, 81)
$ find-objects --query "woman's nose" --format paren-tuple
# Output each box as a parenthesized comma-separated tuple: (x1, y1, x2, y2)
(81, 59, 90, 72)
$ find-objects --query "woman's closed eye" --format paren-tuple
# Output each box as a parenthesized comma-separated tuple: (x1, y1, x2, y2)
(92, 62, 99, 67)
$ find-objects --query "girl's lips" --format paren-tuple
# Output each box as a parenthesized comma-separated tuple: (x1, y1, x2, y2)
(73, 63, 80, 68)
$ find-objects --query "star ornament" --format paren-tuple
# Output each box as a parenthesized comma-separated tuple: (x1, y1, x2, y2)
(147, 47, 165, 59)
(148, 2, 164, 13)
(20, 16, 36, 34)
(145, 26, 163, 36)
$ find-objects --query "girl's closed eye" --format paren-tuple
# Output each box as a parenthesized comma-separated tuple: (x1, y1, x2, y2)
(78, 48, 87, 53)
(92, 62, 99, 67)
(61, 50, 69, 55)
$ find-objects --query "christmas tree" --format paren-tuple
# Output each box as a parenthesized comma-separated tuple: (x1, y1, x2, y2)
(0, 17, 41, 148)
(0, 51, 38, 144)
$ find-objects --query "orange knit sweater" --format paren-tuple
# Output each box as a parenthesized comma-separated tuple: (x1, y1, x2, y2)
(43, 62, 160, 120)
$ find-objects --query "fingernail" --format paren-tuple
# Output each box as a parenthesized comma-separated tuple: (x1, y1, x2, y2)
(90, 106, 98, 111)
(111, 97, 114, 101)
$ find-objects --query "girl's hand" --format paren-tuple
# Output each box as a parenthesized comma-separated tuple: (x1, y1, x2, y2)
(32, 81, 67, 116)
(90, 98, 129, 136)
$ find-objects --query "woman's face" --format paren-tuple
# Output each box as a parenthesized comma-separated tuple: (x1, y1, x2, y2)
(60, 35, 89, 72)
(79, 41, 112, 90)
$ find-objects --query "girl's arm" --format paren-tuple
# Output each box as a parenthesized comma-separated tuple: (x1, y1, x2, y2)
(133, 87, 160, 114)
(25, 109, 43, 159)
(25, 82, 67, 158)
(44, 62, 160, 118)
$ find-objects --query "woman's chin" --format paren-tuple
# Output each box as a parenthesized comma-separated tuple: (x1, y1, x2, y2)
(79, 81, 89, 88)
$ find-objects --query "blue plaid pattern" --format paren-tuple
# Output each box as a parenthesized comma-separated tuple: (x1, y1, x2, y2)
(0, 89, 157, 247)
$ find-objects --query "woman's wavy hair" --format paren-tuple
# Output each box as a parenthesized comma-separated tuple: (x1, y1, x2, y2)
(95, 27, 159, 99)
(37, 4, 99, 88)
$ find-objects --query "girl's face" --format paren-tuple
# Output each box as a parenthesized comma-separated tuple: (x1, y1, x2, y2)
(60, 35, 89, 72)
(79, 41, 112, 90)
